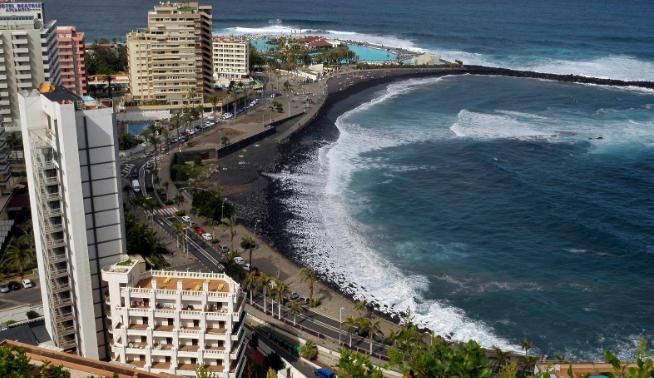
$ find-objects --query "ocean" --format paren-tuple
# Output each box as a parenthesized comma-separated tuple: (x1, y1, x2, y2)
(46, 0, 654, 359)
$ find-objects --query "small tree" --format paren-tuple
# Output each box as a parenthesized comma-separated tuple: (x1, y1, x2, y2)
(26, 310, 40, 320)
(299, 267, 316, 306)
(40, 361, 71, 378)
(240, 236, 258, 266)
(300, 340, 318, 360)
(195, 365, 218, 378)
(337, 349, 383, 378)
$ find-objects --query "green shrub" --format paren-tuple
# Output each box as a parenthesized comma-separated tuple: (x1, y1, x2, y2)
(300, 340, 318, 360)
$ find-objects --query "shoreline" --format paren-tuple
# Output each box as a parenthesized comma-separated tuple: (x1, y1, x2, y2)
(213, 66, 654, 357)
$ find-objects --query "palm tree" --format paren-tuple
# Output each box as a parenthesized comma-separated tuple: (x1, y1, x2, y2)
(222, 215, 237, 252)
(208, 95, 219, 121)
(4, 235, 36, 277)
(521, 339, 532, 357)
(365, 319, 382, 356)
(273, 279, 289, 319)
(299, 267, 316, 306)
(103, 73, 113, 98)
(288, 300, 303, 326)
(173, 222, 187, 253)
(240, 236, 258, 266)
(244, 271, 258, 305)
(343, 316, 358, 348)
(260, 274, 272, 314)
(172, 112, 182, 139)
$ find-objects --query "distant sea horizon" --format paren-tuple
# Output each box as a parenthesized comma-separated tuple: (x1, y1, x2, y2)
(47, 0, 654, 360)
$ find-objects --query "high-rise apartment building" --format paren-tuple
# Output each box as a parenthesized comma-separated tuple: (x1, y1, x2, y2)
(102, 259, 247, 377)
(127, 2, 213, 106)
(0, 1, 61, 190)
(0, 1, 60, 129)
(56, 26, 86, 96)
(212, 37, 249, 87)
(19, 84, 127, 359)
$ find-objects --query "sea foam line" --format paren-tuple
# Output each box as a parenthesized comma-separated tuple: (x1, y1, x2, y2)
(272, 76, 521, 353)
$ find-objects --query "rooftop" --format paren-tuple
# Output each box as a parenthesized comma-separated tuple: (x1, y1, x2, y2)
(136, 273, 230, 293)
(213, 36, 247, 44)
(0, 340, 168, 378)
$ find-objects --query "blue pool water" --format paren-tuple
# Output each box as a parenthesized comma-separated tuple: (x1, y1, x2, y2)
(127, 122, 151, 136)
(250, 39, 274, 53)
(347, 44, 397, 62)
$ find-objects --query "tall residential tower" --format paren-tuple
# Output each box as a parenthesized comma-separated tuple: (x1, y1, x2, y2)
(127, 2, 213, 106)
(19, 84, 127, 359)
(0, 1, 61, 190)
(56, 26, 87, 96)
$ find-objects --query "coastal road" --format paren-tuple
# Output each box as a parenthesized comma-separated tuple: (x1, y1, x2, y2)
(148, 209, 392, 360)
(247, 293, 391, 360)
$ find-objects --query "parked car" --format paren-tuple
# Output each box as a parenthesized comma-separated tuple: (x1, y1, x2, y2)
(0, 283, 9, 293)
(201, 232, 213, 241)
(243, 263, 250, 272)
(181, 215, 192, 224)
(194, 226, 205, 236)
(315, 368, 336, 378)
(234, 256, 244, 265)
(220, 245, 230, 253)
(290, 292, 300, 301)
(21, 279, 34, 289)
(8, 281, 21, 291)
(222, 112, 233, 120)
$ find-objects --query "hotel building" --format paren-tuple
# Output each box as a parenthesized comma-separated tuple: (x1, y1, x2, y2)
(0, 1, 61, 190)
(102, 259, 247, 377)
(56, 26, 86, 96)
(18, 84, 127, 359)
(212, 37, 249, 87)
(127, 2, 213, 106)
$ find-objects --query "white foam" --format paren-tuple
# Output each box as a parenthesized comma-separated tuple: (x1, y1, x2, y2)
(218, 24, 426, 53)
(271, 78, 521, 353)
(523, 55, 654, 82)
(449, 109, 654, 153)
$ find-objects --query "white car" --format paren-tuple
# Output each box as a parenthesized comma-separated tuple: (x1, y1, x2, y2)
(243, 263, 250, 272)
(234, 256, 244, 265)
(223, 112, 233, 119)
(181, 215, 192, 224)
(22, 279, 34, 288)
(220, 245, 230, 253)
(202, 233, 213, 241)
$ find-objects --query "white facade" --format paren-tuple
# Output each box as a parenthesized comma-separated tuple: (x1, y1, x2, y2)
(0, 1, 61, 190)
(19, 85, 127, 359)
(212, 37, 249, 86)
(102, 260, 247, 377)
(0, 1, 60, 129)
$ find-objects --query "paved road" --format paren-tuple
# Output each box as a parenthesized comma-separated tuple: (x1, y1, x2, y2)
(0, 283, 41, 310)
(247, 294, 391, 361)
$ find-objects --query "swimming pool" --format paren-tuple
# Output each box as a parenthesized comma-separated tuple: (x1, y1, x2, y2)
(127, 122, 151, 136)
(251, 39, 275, 53)
(347, 44, 397, 62)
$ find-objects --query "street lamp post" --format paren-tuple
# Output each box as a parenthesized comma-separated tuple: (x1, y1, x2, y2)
(339, 307, 344, 345)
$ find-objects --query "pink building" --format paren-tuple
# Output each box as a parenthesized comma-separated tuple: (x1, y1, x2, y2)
(56, 26, 87, 96)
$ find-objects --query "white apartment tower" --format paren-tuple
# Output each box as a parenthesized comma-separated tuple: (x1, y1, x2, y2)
(0, 1, 60, 129)
(19, 84, 127, 359)
(127, 2, 213, 106)
(102, 259, 247, 377)
(212, 37, 249, 87)
(0, 1, 61, 190)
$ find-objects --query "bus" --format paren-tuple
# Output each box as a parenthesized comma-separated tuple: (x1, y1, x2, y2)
(131, 179, 141, 193)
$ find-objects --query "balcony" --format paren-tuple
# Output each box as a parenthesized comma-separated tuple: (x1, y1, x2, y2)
(153, 324, 174, 332)
(126, 360, 146, 368)
(206, 327, 226, 335)
(178, 345, 199, 353)
(150, 361, 171, 370)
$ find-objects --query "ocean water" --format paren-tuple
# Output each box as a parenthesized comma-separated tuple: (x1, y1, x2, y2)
(46, 0, 654, 80)
(271, 76, 654, 359)
(45, 0, 654, 359)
